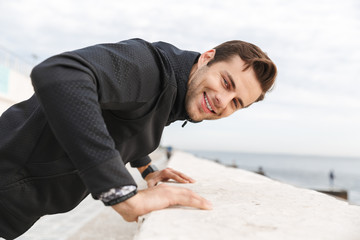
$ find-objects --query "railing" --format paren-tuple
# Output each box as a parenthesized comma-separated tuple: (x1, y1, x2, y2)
(0, 44, 32, 76)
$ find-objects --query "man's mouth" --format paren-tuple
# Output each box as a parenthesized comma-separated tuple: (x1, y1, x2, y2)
(203, 92, 216, 114)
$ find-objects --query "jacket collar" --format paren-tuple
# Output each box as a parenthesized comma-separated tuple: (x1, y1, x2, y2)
(153, 41, 200, 124)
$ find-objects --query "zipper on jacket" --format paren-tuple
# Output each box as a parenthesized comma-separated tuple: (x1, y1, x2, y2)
(182, 120, 188, 128)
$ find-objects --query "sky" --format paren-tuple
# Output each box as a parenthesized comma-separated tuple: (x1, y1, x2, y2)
(1, 0, 359, 158)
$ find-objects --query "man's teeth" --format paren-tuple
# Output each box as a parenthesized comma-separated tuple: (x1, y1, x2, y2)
(204, 94, 214, 112)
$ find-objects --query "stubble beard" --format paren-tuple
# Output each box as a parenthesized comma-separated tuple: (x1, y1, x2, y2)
(185, 85, 200, 122)
(185, 65, 209, 122)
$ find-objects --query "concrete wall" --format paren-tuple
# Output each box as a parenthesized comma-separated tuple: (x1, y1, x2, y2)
(135, 151, 360, 240)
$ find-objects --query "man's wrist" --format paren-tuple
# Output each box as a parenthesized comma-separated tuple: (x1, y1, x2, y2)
(98, 185, 137, 206)
(141, 164, 158, 179)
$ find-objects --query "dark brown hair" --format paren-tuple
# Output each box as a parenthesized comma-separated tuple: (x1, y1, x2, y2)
(207, 40, 277, 102)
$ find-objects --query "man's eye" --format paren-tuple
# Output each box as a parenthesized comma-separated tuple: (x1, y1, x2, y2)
(223, 78, 229, 88)
(233, 99, 238, 108)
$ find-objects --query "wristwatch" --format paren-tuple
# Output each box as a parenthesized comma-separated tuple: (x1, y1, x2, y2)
(141, 164, 158, 179)
(98, 185, 137, 206)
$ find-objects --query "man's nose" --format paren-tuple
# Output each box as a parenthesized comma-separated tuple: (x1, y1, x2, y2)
(214, 91, 235, 109)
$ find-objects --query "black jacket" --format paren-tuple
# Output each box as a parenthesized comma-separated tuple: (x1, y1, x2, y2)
(0, 38, 199, 239)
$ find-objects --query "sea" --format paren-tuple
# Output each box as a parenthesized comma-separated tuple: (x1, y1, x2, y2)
(185, 149, 360, 205)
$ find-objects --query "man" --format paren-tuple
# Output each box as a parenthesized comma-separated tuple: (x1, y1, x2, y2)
(0, 38, 277, 239)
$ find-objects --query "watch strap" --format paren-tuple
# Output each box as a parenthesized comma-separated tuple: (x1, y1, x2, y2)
(98, 185, 137, 206)
(141, 164, 158, 179)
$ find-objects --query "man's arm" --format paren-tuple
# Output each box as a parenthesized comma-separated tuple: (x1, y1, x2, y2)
(31, 52, 137, 197)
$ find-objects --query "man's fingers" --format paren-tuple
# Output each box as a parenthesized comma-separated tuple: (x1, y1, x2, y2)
(171, 169, 196, 183)
(164, 185, 213, 210)
(179, 189, 212, 210)
(146, 168, 197, 188)
(161, 168, 196, 183)
(113, 184, 212, 222)
(167, 171, 190, 183)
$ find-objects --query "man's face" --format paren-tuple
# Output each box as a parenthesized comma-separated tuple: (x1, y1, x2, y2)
(185, 50, 262, 122)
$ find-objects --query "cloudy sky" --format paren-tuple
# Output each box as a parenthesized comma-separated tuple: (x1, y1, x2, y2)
(1, 0, 359, 157)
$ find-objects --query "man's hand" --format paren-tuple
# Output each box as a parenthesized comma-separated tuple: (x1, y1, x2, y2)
(145, 168, 196, 187)
(111, 184, 212, 222)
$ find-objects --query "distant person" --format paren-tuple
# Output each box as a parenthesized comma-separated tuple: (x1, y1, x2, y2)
(256, 166, 265, 176)
(0, 38, 277, 239)
(329, 170, 335, 188)
(166, 146, 173, 160)
(230, 160, 238, 168)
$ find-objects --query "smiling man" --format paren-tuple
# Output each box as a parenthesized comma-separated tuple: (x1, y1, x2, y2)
(0, 38, 276, 239)
(186, 45, 269, 121)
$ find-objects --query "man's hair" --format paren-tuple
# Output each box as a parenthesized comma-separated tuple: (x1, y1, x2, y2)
(207, 40, 277, 102)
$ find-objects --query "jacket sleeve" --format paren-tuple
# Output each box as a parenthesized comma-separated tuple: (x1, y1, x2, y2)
(31, 52, 137, 198)
(130, 155, 152, 168)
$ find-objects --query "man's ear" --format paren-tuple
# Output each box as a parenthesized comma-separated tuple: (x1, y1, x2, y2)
(197, 49, 216, 67)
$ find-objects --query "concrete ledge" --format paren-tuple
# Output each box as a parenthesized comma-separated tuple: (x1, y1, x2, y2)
(135, 151, 360, 240)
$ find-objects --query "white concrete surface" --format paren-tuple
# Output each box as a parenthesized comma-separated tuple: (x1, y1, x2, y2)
(16, 196, 105, 240)
(135, 151, 360, 240)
